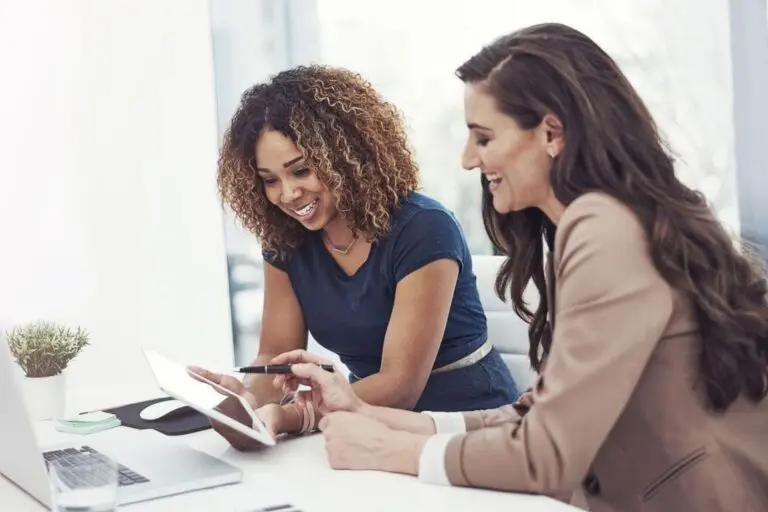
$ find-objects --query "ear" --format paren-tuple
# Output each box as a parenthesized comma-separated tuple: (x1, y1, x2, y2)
(541, 113, 565, 158)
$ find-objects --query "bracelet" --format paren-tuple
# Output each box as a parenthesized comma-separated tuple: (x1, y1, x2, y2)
(298, 402, 310, 434)
(304, 401, 316, 434)
(284, 395, 318, 436)
(294, 400, 319, 435)
(286, 403, 303, 436)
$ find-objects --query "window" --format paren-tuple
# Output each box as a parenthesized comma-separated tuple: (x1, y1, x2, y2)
(306, 0, 738, 238)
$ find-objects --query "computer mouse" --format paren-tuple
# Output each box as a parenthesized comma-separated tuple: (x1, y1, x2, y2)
(139, 399, 193, 421)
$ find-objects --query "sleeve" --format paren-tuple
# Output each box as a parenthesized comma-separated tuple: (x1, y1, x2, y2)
(262, 248, 289, 272)
(423, 406, 522, 434)
(418, 434, 460, 486)
(392, 209, 467, 282)
(422, 411, 467, 434)
(437, 196, 675, 495)
(461, 405, 523, 430)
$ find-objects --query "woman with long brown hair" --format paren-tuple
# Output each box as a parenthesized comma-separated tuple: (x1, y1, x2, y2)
(230, 23, 768, 511)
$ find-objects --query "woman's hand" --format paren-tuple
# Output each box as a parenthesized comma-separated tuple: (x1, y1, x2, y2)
(270, 350, 366, 415)
(187, 366, 285, 451)
(319, 412, 428, 475)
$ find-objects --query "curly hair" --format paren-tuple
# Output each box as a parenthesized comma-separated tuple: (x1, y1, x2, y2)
(217, 65, 420, 256)
(458, 23, 768, 411)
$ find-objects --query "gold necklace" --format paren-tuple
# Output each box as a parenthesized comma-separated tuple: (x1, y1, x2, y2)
(324, 232, 357, 255)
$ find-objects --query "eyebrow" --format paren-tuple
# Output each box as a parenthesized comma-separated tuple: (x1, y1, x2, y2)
(467, 123, 492, 132)
(256, 156, 303, 173)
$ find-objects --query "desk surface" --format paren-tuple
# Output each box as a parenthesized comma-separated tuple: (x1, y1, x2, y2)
(1, 423, 577, 511)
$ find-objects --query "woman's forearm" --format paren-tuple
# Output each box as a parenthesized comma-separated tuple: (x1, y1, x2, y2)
(349, 372, 475, 435)
(350, 371, 423, 410)
(347, 372, 435, 434)
(357, 403, 436, 435)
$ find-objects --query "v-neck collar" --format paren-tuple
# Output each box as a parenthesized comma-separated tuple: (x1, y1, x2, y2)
(315, 232, 377, 280)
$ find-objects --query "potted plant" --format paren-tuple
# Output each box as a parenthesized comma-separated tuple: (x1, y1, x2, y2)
(6, 321, 90, 420)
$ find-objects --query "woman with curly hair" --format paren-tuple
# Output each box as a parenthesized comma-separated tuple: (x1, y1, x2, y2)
(233, 24, 768, 511)
(196, 65, 519, 450)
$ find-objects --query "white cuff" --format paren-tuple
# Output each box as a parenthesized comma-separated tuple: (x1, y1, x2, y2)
(422, 411, 466, 434)
(418, 434, 459, 486)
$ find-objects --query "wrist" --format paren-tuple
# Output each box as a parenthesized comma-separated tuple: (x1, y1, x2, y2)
(382, 431, 429, 476)
(280, 403, 303, 435)
(357, 401, 376, 417)
(241, 377, 261, 406)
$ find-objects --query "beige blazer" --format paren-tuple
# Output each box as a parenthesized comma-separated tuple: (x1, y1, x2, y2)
(442, 193, 768, 511)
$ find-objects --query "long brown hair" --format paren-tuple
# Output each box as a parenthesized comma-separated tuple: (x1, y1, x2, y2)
(218, 65, 419, 256)
(457, 23, 768, 411)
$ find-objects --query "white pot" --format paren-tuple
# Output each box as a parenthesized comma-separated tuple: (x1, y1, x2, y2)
(22, 373, 66, 421)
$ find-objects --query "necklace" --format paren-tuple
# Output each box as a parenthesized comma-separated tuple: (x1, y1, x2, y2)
(324, 232, 357, 255)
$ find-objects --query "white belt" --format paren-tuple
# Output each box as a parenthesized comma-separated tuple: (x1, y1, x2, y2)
(431, 339, 493, 374)
(348, 339, 493, 381)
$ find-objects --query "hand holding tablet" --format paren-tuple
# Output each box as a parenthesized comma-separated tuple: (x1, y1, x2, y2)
(143, 349, 276, 447)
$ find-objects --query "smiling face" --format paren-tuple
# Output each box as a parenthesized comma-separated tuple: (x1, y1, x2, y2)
(461, 83, 564, 217)
(255, 130, 338, 230)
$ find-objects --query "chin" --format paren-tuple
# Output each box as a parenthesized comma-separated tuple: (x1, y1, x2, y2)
(303, 222, 325, 231)
(299, 214, 327, 231)
(281, 208, 324, 231)
(308, 206, 339, 231)
(492, 197, 515, 215)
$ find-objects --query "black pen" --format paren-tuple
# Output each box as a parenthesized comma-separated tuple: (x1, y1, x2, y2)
(234, 363, 335, 374)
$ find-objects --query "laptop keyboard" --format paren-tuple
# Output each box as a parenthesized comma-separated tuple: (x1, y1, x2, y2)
(43, 446, 150, 488)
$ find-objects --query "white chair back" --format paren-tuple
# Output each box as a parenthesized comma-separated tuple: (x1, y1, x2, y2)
(471, 255, 538, 391)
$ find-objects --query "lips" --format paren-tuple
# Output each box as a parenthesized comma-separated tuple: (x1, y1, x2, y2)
(485, 173, 502, 193)
(290, 198, 318, 218)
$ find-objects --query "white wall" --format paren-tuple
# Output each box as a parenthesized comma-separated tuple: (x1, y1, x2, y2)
(0, 0, 233, 413)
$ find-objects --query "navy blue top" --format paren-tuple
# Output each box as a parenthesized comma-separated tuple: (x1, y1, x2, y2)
(264, 193, 519, 411)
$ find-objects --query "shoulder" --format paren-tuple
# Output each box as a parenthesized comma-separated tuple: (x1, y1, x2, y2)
(390, 192, 464, 234)
(552, 192, 670, 303)
(555, 192, 647, 256)
(385, 193, 469, 280)
(262, 237, 316, 272)
(559, 191, 641, 229)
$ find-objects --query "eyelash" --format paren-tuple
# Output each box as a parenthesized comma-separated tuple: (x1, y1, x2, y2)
(262, 167, 310, 185)
(476, 138, 490, 147)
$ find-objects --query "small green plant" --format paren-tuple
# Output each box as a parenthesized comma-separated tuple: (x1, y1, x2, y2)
(6, 321, 90, 378)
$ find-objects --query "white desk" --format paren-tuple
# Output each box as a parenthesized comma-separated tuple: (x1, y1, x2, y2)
(1, 422, 577, 511)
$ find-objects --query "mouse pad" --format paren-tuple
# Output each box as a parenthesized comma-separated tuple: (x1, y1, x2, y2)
(103, 396, 212, 436)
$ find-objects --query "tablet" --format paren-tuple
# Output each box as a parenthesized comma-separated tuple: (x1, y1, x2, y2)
(142, 349, 276, 446)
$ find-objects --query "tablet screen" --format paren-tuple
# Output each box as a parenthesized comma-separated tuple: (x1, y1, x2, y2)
(143, 349, 276, 446)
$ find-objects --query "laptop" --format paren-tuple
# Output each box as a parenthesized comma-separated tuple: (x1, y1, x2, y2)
(0, 334, 244, 508)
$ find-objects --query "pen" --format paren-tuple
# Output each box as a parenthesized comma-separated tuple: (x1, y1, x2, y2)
(234, 364, 335, 374)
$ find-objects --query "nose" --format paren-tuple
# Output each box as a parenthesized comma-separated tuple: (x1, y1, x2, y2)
(280, 180, 303, 204)
(461, 140, 480, 171)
